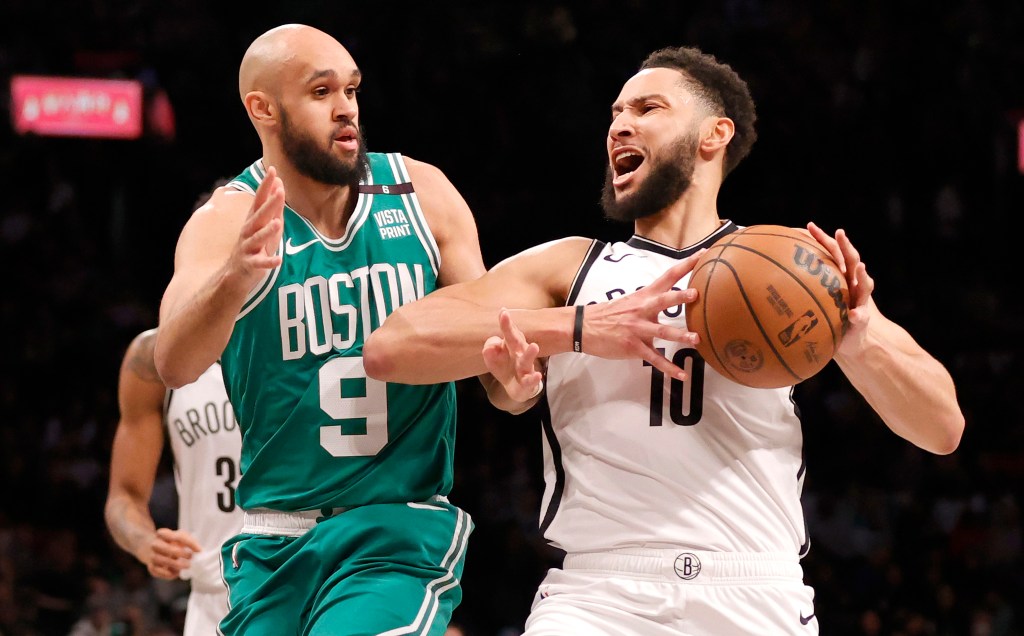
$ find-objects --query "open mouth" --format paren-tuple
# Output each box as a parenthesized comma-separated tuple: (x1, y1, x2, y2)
(333, 125, 359, 146)
(612, 150, 644, 181)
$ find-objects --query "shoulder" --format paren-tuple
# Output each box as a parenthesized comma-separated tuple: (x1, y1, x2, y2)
(402, 156, 448, 187)
(397, 155, 485, 285)
(189, 185, 252, 226)
(401, 156, 464, 210)
(494, 237, 598, 271)
(126, 328, 158, 356)
(174, 186, 252, 256)
(490, 237, 597, 304)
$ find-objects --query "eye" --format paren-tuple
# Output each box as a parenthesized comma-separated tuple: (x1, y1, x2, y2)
(313, 86, 330, 97)
(344, 85, 361, 98)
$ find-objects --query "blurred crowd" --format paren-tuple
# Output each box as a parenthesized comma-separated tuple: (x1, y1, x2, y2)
(1, 1, 1022, 635)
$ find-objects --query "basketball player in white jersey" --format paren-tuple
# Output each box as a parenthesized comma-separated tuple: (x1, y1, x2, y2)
(365, 45, 965, 634)
(105, 328, 243, 635)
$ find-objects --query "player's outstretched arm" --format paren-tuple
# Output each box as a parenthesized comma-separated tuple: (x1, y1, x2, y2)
(105, 330, 203, 580)
(808, 223, 964, 454)
(363, 240, 702, 385)
(155, 169, 285, 388)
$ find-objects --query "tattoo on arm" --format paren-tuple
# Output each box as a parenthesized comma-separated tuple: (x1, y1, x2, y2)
(128, 332, 162, 383)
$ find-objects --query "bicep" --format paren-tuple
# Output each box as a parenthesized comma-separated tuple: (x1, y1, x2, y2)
(432, 237, 593, 309)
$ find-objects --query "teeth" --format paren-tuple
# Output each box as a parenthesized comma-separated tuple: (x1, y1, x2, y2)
(614, 150, 642, 175)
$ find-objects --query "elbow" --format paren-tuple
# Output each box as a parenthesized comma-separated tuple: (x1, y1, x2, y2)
(153, 341, 190, 389)
(931, 412, 965, 455)
(363, 331, 398, 381)
(921, 408, 965, 455)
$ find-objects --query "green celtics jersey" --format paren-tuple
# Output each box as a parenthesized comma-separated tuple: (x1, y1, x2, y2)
(221, 154, 456, 512)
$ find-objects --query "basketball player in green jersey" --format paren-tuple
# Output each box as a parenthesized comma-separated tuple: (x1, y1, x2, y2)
(155, 24, 520, 636)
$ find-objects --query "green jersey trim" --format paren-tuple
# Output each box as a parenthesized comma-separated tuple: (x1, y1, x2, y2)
(387, 154, 441, 276)
(226, 162, 281, 320)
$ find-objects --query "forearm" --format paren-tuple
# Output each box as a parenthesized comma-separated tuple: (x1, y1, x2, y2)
(155, 267, 252, 387)
(365, 296, 575, 384)
(835, 315, 964, 454)
(104, 495, 157, 564)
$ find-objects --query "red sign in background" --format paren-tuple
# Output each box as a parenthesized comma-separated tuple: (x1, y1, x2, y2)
(11, 75, 143, 139)
(1019, 119, 1024, 175)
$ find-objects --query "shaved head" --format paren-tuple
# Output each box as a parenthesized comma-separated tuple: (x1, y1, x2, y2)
(238, 24, 354, 101)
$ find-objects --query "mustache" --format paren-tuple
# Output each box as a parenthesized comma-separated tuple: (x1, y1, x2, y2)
(331, 118, 359, 137)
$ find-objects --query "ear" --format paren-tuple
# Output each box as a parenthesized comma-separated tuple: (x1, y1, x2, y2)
(244, 91, 277, 126)
(700, 116, 735, 153)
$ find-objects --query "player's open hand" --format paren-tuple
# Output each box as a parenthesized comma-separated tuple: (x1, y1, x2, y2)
(807, 222, 876, 355)
(228, 165, 285, 288)
(580, 250, 704, 381)
(482, 309, 544, 403)
(144, 528, 202, 580)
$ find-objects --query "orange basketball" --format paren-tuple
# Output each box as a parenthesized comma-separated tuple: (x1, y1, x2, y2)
(685, 225, 851, 388)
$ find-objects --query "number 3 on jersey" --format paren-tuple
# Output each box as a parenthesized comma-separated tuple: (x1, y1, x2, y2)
(318, 356, 389, 457)
(645, 348, 705, 427)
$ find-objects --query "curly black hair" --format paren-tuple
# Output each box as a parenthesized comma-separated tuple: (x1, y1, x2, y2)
(640, 46, 757, 177)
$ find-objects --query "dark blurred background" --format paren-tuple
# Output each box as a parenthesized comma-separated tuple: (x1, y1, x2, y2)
(1, 1, 1022, 635)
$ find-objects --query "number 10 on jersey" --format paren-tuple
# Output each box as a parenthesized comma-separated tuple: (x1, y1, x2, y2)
(644, 348, 705, 427)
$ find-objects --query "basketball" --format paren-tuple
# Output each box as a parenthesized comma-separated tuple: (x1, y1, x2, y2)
(685, 225, 851, 388)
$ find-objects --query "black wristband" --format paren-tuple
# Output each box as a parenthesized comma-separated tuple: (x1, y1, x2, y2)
(572, 305, 585, 353)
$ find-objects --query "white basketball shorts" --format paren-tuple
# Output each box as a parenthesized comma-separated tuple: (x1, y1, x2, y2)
(185, 587, 229, 636)
(524, 548, 818, 635)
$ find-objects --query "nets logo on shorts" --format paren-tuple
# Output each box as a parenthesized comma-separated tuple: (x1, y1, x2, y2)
(673, 553, 702, 580)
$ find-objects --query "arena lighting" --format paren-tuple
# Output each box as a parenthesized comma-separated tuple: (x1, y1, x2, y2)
(10, 75, 143, 139)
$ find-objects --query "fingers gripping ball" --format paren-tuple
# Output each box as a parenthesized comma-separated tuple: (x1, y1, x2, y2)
(685, 225, 850, 388)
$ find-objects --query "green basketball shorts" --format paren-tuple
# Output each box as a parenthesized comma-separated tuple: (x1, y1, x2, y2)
(219, 497, 472, 636)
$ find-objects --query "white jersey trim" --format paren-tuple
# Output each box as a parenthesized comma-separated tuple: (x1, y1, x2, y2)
(388, 153, 440, 278)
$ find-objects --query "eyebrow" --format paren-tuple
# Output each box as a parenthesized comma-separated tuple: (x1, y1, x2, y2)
(611, 93, 667, 113)
(306, 68, 362, 84)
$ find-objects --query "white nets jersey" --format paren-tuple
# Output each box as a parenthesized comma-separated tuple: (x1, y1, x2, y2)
(165, 363, 243, 592)
(540, 221, 809, 556)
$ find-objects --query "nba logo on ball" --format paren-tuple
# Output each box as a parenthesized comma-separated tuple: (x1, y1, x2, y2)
(674, 553, 702, 580)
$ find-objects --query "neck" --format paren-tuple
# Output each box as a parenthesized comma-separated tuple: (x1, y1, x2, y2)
(262, 151, 358, 238)
(633, 173, 722, 249)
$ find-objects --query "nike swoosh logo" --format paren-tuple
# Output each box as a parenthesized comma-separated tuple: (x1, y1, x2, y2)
(603, 253, 647, 263)
(284, 237, 319, 255)
(800, 612, 815, 625)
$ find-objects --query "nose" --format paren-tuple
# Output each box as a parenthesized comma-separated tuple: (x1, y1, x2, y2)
(609, 112, 634, 142)
(333, 94, 357, 122)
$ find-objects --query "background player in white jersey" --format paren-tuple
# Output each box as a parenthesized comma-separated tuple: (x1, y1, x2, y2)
(105, 328, 242, 635)
(364, 45, 965, 634)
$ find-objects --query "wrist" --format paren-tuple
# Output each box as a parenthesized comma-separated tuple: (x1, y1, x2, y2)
(507, 306, 580, 357)
(572, 305, 585, 353)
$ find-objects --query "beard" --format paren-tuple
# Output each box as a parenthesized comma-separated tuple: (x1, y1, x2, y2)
(279, 108, 369, 188)
(601, 130, 699, 222)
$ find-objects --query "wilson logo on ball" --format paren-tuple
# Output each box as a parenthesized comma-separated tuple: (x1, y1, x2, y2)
(792, 245, 850, 333)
